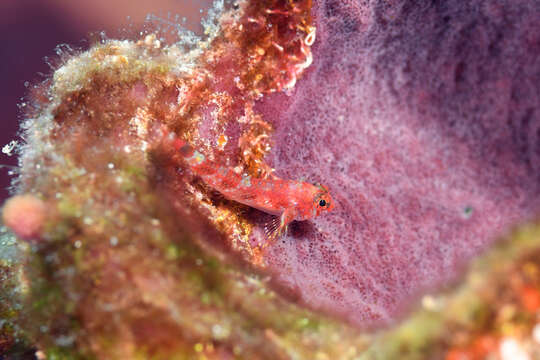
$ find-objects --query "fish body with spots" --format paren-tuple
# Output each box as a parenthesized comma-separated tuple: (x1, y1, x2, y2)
(171, 136, 334, 237)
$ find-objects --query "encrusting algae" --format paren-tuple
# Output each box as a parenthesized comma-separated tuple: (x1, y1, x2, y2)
(3, 0, 540, 359)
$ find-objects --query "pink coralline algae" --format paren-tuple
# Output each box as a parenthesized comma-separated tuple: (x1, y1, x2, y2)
(2, 195, 46, 241)
(256, 0, 540, 327)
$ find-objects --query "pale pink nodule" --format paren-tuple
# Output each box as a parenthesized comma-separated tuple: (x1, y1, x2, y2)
(2, 195, 46, 241)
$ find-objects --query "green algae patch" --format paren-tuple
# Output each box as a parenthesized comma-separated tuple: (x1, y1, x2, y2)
(0, 258, 27, 354)
(45, 346, 90, 360)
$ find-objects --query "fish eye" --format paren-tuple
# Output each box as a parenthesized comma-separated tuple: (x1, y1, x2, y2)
(319, 199, 326, 207)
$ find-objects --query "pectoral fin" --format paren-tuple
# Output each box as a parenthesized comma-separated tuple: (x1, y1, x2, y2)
(263, 209, 295, 241)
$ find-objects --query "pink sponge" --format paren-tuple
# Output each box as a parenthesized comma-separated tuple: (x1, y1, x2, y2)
(255, 0, 540, 328)
(2, 195, 46, 242)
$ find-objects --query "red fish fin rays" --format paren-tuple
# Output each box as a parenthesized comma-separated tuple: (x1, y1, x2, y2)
(264, 215, 283, 241)
(263, 209, 295, 241)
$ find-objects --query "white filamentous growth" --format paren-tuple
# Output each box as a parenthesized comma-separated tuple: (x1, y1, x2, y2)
(146, 0, 229, 75)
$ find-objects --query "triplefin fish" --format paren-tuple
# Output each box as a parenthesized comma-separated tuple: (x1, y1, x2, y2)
(169, 134, 334, 239)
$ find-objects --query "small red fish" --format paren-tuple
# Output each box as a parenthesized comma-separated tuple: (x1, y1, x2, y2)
(168, 134, 334, 239)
